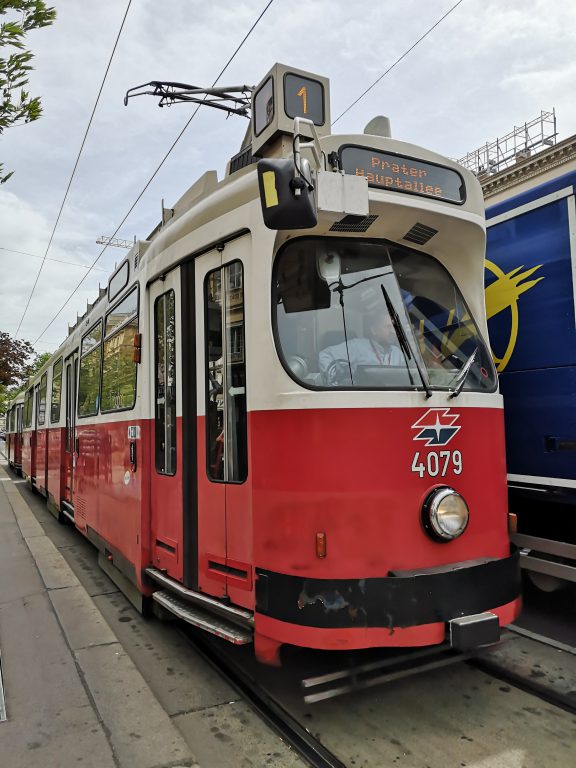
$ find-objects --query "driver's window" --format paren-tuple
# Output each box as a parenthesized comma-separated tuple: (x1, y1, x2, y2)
(273, 239, 416, 389)
(273, 238, 496, 393)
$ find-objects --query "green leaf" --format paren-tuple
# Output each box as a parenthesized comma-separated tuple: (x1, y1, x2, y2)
(0, 0, 56, 168)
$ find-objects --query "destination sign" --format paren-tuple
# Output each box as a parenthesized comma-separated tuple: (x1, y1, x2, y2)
(253, 76, 274, 137)
(284, 73, 325, 125)
(340, 146, 465, 204)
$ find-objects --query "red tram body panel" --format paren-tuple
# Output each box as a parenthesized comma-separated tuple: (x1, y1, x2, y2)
(35, 426, 47, 495)
(46, 426, 65, 510)
(7, 63, 521, 664)
(149, 419, 184, 582)
(21, 430, 35, 481)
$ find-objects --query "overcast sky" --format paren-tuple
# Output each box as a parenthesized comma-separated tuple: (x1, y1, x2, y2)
(1, 0, 575, 352)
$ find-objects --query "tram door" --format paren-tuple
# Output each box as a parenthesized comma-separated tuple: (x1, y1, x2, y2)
(30, 382, 39, 480)
(15, 404, 23, 467)
(64, 351, 78, 504)
(194, 239, 251, 606)
(149, 268, 184, 583)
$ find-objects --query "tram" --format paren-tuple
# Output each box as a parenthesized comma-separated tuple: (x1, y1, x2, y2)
(6, 64, 521, 664)
(6, 392, 24, 474)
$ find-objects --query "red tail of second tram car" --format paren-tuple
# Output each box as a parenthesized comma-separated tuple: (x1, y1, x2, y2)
(10, 64, 521, 664)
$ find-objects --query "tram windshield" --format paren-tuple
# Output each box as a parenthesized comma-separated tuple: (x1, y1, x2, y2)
(273, 239, 496, 392)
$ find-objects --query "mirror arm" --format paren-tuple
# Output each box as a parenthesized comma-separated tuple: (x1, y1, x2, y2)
(293, 117, 323, 194)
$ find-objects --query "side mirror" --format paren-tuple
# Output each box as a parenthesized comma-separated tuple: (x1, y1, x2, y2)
(257, 158, 317, 230)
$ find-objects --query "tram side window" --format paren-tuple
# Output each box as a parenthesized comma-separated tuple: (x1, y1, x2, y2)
(37, 373, 48, 426)
(101, 287, 139, 412)
(78, 321, 103, 417)
(50, 358, 63, 423)
(154, 290, 176, 475)
(205, 262, 248, 483)
(65, 355, 77, 452)
(24, 388, 33, 428)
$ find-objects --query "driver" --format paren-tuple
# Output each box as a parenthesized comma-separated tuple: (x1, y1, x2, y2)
(319, 310, 403, 385)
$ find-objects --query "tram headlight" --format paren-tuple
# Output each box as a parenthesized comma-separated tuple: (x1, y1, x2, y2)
(423, 487, 469, 541)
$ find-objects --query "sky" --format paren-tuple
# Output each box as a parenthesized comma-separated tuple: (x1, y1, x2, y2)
(1, 0, 576, 353)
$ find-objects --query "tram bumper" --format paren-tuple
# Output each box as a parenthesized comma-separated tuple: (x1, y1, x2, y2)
(255, 548, 521, 651)
(448, 612, 500, 651)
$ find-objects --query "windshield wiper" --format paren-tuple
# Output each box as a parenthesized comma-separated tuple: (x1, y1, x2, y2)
(380, 285, 432, 398)
(449, 347, 478, 399)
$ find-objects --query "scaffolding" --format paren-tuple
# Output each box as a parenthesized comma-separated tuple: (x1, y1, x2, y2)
(457, 110, 557, 176)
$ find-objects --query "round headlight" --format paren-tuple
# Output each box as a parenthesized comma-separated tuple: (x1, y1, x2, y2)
(423, 487, 469, 541)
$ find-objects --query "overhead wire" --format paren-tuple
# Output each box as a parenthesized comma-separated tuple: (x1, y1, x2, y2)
(0, 246, 108, 272)
(15, 0, 133, 340)
(33, 0, 276, 346)
(333, 0, 466, 125)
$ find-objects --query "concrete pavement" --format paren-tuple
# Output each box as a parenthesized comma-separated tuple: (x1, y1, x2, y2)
(0, 458, 198, 768)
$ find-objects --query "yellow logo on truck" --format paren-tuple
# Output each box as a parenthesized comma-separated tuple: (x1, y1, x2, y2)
(484, 260, 544, 372)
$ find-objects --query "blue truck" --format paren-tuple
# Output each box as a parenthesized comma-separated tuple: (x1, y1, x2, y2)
(485, 170, 576, 586)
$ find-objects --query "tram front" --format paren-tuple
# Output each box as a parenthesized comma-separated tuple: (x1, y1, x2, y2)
(250, 66, 521, 665)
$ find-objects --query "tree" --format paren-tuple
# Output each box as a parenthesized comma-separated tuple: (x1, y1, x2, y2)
(0, 342, 51, 414)
(0, 0, 56, 183)
(0, 330, 34, 386)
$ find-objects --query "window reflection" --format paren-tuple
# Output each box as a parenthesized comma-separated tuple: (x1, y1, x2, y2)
(37, 373, 47, 426)
(273, 239, 496, 392)
(155, 290, 176, 475)
(51, 358, 63, 423)
(101, 287, 138, 413)
(205, 262, 247, 483)
(79, 321, 102, 417)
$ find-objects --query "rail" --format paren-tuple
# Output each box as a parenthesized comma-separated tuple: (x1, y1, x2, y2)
(181, 626, 347, 768)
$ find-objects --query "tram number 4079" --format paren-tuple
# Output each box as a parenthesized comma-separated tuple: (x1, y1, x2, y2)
(411, 450, 462, 478)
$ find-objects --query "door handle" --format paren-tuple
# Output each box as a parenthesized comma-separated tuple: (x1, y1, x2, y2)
(130, 441, 137, 472)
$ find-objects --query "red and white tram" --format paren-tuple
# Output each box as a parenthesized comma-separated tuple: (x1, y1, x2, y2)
(8, 65, 521, 664)
(6, 392, 24, 474)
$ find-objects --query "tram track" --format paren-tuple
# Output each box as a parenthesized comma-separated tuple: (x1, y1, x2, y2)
(180, 622, 576, 768)
(180, 626, 347, 768)
(7, 472, 576, 768)
(468, 654, 576, 716)
(509, 622, 576, 656)
(467, 624, 576, 717)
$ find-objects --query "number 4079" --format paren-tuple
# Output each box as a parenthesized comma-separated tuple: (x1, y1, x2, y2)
(411, 450, 462, 478)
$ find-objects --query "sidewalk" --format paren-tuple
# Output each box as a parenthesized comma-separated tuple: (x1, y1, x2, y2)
(0, 457, 198, 768)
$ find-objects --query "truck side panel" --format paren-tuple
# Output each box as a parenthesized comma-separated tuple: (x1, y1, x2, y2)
(486, 179, 576, 488)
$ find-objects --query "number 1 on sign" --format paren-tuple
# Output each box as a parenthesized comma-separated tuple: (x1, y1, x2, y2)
(297, 86, 307, 115)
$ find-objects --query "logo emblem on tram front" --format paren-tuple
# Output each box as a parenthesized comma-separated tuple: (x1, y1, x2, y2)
(412, 408, 461, 446)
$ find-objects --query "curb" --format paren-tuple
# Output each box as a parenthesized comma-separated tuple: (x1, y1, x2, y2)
(0, 459, 199, 768)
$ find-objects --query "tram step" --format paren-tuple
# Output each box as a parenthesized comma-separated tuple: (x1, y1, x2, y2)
(61, 500, 74, 522)
(152, 590, 254, 645)
(145, 566, 254, 628)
